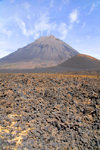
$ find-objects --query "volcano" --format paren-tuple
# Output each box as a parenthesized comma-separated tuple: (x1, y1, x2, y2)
(0, 35, 78, 69)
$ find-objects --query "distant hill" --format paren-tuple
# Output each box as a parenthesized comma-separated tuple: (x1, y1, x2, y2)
(58, 54, 100, 69)
(0, 35, 78, 69)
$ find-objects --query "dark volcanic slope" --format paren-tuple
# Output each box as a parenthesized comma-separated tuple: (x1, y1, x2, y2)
(58, 54, 100, 69)
(0, 35, 78, 69)
(28, 54, 100, 73)
(29, 54, 100, 73)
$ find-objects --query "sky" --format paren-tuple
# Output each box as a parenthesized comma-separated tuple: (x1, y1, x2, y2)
(0, 0, 100, 59)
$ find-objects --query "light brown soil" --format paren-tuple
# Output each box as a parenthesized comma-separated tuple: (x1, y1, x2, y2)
(0, 73, 100, 150)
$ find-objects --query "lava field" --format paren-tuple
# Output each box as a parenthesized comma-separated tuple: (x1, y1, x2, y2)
(0, 73, 100, 150)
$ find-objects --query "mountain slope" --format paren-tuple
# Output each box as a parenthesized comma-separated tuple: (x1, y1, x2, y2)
(0, 54, 100, 73)
(0, 35, 78, 69)
(58, 54, 100, 69)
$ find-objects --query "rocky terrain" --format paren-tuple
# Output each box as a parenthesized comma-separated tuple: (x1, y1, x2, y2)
(0, 73, 100, 150)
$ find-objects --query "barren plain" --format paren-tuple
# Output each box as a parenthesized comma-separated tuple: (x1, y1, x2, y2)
(0, 73, 100, 150)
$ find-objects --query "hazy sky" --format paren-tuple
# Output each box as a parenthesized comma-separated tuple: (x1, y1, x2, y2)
(0, 0, 100, 59)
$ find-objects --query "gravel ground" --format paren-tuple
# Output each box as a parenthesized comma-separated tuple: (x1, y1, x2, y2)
(0, 73, 100, 150)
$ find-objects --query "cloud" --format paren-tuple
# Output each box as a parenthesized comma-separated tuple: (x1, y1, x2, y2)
(34, 33, 40, 40)
(33, 14, 57, 36)
(0, 49, 10, 58)
(62, 0, 69, 4)
(2, 29, 12, 37)
(15, 14, 68, 40)
(22, 2, 31, 11)
(0, 40, 14, 58)
(50, 0, 54, 8)
(33, 15, 68, 40)
(0, 23, 12, 37)
(9, 0, 15, 3)
(88, 1, 100, 15)
(88, 3, 96, 14)
(58, 23, 68, 40)
(0, 13, 69, 58)
(69, 9, 79, 23)
(16, 18, 33, 37)
(15, 14, 56, 37)
(59, 0, 69, 11)
(82, 22, 86, 29)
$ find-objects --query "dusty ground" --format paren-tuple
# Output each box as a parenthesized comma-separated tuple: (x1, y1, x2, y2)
(0, 73, 100, 150)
